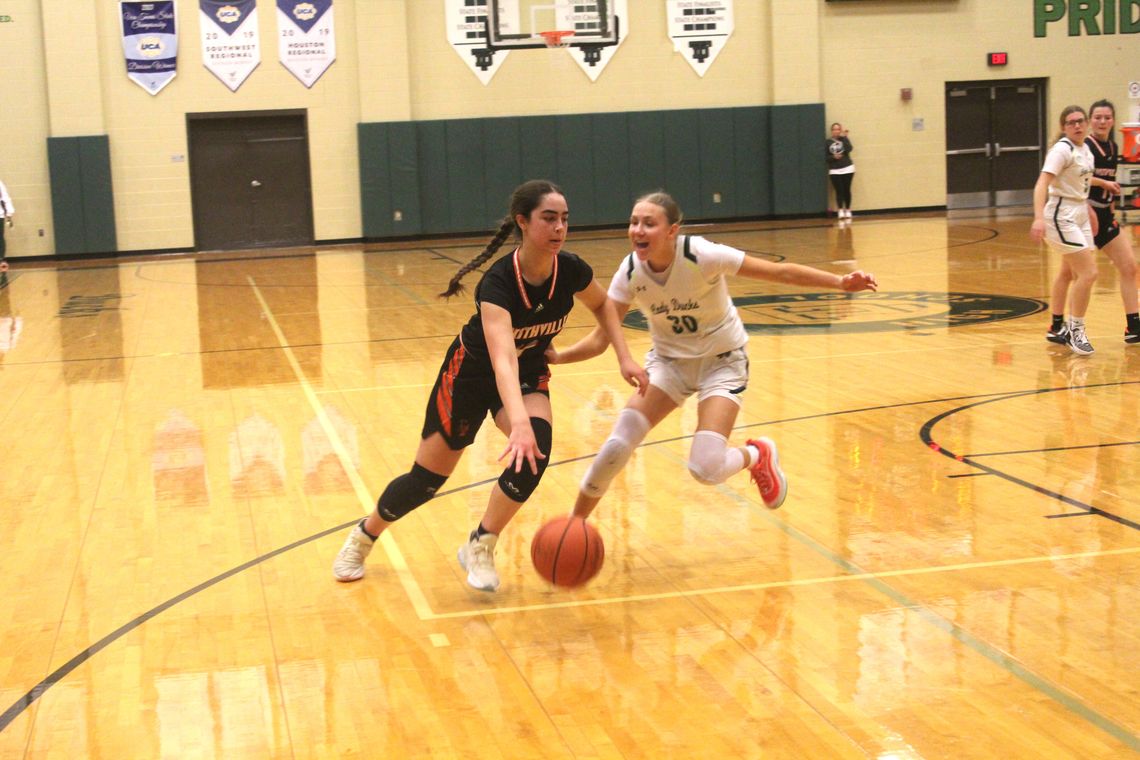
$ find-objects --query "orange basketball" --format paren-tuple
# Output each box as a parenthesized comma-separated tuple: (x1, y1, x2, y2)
(530, 515, 605, 587)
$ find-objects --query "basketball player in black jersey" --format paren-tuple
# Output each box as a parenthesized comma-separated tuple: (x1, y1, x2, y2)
(333, 180, 648, 591)
(1083, 100, 1139, 344)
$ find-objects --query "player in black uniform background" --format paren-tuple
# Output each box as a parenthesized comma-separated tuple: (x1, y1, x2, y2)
(1083, 100, 1139, 344)
(333, 180, 648, 591)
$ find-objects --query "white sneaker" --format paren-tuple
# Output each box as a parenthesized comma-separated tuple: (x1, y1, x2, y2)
(1067, 323, 1094, 356)
(333, 523, 375, 582)
(458, 532, 500, 591)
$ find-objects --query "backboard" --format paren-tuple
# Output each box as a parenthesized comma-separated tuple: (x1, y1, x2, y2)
(484, 0, 620, 60)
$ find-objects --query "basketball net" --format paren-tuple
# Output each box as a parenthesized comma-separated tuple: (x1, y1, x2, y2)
(538, 30, 573, 49)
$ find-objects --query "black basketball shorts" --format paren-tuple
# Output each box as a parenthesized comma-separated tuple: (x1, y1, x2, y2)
(421, 338, 550, 449)
(1092, 205, 1121, 250)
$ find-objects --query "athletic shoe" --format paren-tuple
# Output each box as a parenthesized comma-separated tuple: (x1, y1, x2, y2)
(1067, 324, 1094, 356)
(747, 437, 788, 510)
(458, 532, 500, 591)
(1045, 323, 1069, 345)
(1125, 327, 1140, 344)
(332, 522, 375, 582)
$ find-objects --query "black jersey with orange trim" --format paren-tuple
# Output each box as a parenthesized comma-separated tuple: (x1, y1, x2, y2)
(1085, 135, 1118, 206)
(457, 248, 593, 375)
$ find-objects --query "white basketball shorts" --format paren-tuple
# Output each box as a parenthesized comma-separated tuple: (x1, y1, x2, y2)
(1043, 198, 1094, 254)
(645, 346, 749, 407)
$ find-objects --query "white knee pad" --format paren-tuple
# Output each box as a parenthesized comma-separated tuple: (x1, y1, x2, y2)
(687, 431, 746, 485)
(580, 408, 651, 498)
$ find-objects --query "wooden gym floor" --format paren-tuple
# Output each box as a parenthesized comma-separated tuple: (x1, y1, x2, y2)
(0, 211, 1137, 758)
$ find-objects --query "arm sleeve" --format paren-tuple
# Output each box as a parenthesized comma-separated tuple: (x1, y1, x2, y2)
(567, 253, 594, 293)
(1041, 141, 1070, 176)
(688, 236, 746, 279)
(475, 267, 514, 312)
(606, 260, 633, 305)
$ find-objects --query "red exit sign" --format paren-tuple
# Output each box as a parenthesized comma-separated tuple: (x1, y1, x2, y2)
(988, 52, 1008, 66)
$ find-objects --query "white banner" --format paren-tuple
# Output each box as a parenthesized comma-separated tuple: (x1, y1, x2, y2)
(444, 0, 509, 86)
(666, 0, 734, 77)
(568, 0, 627, 83)
(199, 0, 260, 91)
(277, 0, 336, 88)
(121, 1, 178, 95)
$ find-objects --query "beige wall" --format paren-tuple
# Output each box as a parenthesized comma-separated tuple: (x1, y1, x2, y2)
(0, 0, 1135, 259)
(820, 0, 1139, 213)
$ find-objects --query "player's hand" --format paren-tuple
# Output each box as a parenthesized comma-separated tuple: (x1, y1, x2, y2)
(620, 357, 649, 396)
(544, 343, 560, 365)
(841, 270, 877, 292)
(499, 421, 545, 475)
(1029, 219, 1045, 243)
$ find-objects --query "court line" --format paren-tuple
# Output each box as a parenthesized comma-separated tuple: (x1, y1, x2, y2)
(4, 379, 1134, 735)
(418, 545, 1140, 619)
(921, 384, 1140, 532)
(246, 277, 437, 620)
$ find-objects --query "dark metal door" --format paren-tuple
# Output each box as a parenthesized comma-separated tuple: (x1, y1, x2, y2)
(945, 80, 1044, 209)
(188, 111, 314, 250)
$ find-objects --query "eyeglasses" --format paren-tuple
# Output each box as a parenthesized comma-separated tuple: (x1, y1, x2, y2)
(1064, 117, 1087, 126)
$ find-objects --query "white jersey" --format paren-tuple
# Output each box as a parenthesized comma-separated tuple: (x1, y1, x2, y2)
(608, 235, 748, 359)
(1042, 138, 1093, 202)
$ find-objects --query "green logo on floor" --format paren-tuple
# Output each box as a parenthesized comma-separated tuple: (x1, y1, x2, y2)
(623, 292, 1046, 335)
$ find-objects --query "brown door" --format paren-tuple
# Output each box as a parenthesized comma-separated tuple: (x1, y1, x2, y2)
(188, 111, 314, 251)
(945, 79, 1045, 209)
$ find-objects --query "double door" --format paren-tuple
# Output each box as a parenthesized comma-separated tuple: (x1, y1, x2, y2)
(188, 111, 314, 251)
(945, 80, 1045, 209)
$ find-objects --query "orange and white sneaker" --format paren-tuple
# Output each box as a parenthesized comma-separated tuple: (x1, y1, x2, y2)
(747, 437, 787, 509)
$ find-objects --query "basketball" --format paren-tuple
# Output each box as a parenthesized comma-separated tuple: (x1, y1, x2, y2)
(530, 515, 605, 587)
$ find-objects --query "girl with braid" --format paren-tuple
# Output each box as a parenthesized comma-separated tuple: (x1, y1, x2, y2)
(333, 180, 647, 591)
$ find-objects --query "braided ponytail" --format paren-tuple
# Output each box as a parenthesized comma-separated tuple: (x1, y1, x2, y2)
(439, 218, 514, 298)
(438, 179, 565, 299)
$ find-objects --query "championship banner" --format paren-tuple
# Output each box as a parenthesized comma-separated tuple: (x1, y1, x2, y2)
(569, 0, 627, 83)
(666, 0, 734, 77)
(445, 0, 508, 86)
(121, 1, 178, 95)
(277, 0, 336, 88)
(199, 0, 260, 91)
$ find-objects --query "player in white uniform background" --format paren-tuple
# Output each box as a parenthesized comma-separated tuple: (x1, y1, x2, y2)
(1030, 105, 1098, 355)
(550, 191, 877, 520)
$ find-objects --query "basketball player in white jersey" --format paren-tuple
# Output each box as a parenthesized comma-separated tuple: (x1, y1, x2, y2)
(550, 191, 877, 519)
(1030, 105, 1097, 355)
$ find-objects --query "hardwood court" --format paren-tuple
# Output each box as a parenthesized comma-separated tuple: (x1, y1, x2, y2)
(0, 212, 1137, 758)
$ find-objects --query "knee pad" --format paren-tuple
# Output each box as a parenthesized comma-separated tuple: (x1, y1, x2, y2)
(580, 408, 651, 498)
(376, 463, 448, 522)
(687, 431, 745, 485)
(498, 417, 553, 503)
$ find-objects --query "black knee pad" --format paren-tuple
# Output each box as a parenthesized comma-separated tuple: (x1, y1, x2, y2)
(376, 463, 448, 522)
(497, 417, 552, 503)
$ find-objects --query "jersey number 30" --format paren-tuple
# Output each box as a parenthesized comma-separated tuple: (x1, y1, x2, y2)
(667, 315, 699, 333)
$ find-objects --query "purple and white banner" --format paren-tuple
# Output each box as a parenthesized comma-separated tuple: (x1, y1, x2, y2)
(121, 1, 178, 95)
(199, 0, 260, 91)
(277, 0, 336, 88)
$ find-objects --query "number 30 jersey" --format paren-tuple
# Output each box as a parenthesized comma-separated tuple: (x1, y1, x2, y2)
(608, 235, 748, 359)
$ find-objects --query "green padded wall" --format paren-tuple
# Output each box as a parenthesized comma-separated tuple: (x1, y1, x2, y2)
(359, 104, 825, 239)
(48, 135, 118, 255)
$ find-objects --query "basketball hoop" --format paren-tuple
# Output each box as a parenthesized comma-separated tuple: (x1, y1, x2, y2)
(538, 30, 574, 49)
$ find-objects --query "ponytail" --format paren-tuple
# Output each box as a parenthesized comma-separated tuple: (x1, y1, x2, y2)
(438, 217, 515, 299)
(438, 179, 564, 299)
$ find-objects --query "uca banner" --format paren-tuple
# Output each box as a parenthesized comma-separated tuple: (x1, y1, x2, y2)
(121, 1, 178, 94)
(199, 0, 261, 91)
(277, 0, 336, 88)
